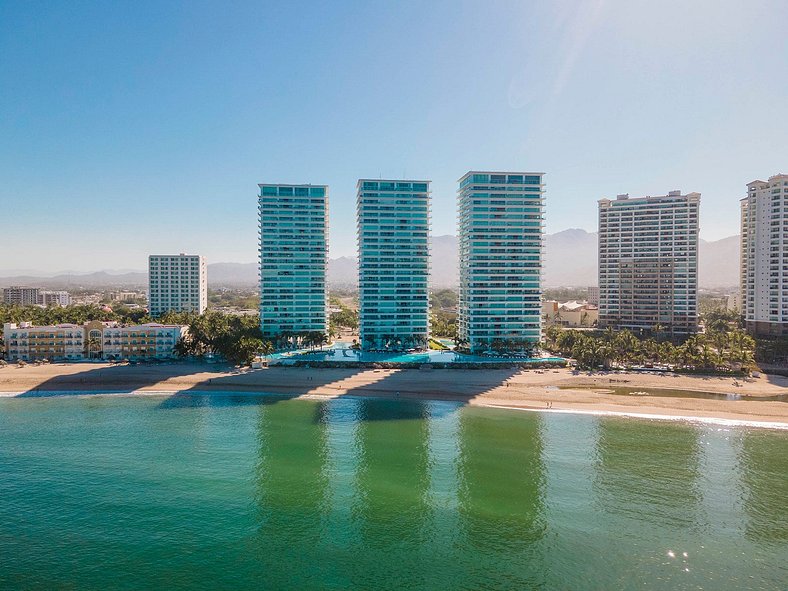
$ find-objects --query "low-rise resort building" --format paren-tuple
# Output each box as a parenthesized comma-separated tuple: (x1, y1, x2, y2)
(3, 321, 187, 362)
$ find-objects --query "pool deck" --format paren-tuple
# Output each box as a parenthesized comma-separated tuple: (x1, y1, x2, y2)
(267, 346, 565, 367)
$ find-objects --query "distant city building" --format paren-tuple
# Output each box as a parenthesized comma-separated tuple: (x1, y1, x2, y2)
(3, 286, 40, 306)
(587, 286, 600, 306)
(457, 171, 545, 352)
(740, 173, 788, 336)
(109, 291, 142, 303)
(70, 293, 102, 306)
(726, 292, 741, 312)
(148, 254, 207, 317)
(542, 300, 598, 328)
(3, 321, 186, 362)
(598, 191, 700, 334)
(357, 179, 430, 350)
(38, 290, 71, 307)
(258, 183, 329, 341)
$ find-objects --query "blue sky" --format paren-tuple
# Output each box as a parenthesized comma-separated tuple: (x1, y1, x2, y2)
(1, 0, 786, 272)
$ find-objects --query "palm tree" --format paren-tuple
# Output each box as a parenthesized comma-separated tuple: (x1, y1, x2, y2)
(260, 340, 274, 361)
(87, 335, 102, 360)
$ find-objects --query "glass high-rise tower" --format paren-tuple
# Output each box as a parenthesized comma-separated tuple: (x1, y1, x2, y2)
(356, 179, 430, 351)
(457, 171, 545, 353)
(258, 183, 328, 343)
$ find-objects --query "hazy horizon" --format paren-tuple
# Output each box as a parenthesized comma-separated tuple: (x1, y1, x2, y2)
(0, 229, 742, 278)
(2, 0, 786, 271)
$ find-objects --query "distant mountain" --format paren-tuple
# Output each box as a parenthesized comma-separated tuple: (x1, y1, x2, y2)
(430, 235, 459, 287)
(699, 235, 740, 288)
(544, 229, 598, 287)
(0, 270, 148, 289)
(0, 231, 742, 291)
(207, 262, 257, 285)
(327, 256, 358, 289)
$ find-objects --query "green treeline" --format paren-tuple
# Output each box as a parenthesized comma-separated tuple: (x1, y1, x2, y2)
(543, 310, 756, 372)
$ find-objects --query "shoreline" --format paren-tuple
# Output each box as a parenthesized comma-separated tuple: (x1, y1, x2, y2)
(2, 387, 787, 430)
(1, 362, 786, 429)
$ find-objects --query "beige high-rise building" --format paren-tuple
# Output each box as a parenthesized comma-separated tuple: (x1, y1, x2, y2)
(598, 191, 700, 334)
(740, 173, 788, 336)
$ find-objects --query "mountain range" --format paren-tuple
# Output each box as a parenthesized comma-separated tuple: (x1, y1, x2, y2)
(0, 231, 740, 290)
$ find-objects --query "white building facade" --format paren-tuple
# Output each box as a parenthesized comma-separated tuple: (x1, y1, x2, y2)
(38, 291, 71, 307)
(457, 171, 545, 353)
(148, 254, 207, 318)
(598, 191, 700, 334)
(740, 174, 788, 336)
(357, 179, 430, 351)
(258, 184, 328, 341)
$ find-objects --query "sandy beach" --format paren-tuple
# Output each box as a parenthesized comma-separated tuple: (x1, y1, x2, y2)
(1, 362, 786, 427)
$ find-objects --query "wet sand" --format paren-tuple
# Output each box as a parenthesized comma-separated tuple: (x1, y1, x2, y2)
(1, 362, 786, 427)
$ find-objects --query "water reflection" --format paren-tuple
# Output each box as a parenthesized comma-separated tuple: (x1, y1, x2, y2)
(455, 408, 547, 588)
(739, 430, 788, 545)
(252, 399, 331, 588)
(349, 398, 433, 588)
(595, 419, 702, 529)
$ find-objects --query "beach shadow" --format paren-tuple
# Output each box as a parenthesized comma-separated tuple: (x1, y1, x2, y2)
(163, 365, 522, 421)
(11, 361, 229, 397)
(7, 360, 523, 422)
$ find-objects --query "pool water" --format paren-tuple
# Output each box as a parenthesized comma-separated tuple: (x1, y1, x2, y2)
(269, 345, 564, 365)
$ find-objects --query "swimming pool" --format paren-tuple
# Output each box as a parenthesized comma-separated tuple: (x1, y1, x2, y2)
(267, 346, 565, 366)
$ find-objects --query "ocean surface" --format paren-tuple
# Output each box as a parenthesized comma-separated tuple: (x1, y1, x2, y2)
(1, 393, 786, 590)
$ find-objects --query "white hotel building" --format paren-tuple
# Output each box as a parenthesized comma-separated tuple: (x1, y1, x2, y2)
(258, 183, 329, 340)
(357, 179, 430, 351)
(598, 191, 700, 334)
(148, 254, 207, 318)
(457, 171, 545, 353)
(740, 173, 788, 336)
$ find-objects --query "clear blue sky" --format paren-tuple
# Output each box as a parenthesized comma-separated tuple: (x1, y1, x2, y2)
(2, 0, 786, 272)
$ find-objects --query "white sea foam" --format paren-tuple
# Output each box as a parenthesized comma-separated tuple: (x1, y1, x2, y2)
(486, 404, 788, 431)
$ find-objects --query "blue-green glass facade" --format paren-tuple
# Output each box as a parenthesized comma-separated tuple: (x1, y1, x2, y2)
(457, 172, 545, 353)
(357, 180, 430, 351)
(258, 184, 328, 340)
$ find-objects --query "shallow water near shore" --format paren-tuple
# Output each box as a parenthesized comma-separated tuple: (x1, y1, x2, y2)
(1, 394, 786, 590)
(561, 384, 788, 403)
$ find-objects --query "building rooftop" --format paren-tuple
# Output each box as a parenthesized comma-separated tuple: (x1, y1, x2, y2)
(457, 171, 545, 182)
(258, 183, 327, 188)
(599, 191, 700, 205)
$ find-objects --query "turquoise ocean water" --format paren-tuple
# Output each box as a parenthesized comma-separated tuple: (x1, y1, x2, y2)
(1, 394, 786, 590)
